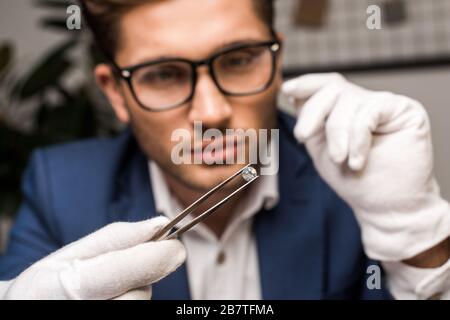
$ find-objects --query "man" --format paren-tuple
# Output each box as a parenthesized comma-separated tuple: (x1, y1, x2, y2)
(1, 0, 450, 299)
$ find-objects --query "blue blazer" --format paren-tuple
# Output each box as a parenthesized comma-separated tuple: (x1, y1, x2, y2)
(0, 112, 392, 299)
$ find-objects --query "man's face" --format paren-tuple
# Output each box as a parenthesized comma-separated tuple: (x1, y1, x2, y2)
(96, 0, 283, 191)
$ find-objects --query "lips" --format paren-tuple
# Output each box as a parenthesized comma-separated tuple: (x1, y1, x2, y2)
(191, 136, 244, 163)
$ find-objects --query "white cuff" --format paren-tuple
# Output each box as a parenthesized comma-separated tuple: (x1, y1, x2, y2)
(382, 259, 450, 300)
(0, 280, 14, 300)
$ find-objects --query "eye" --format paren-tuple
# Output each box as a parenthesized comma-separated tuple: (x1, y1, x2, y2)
(136, 64, 189, 86)
(221, 53, 254, 68)
(218, 47, 265, 71)
(146, 68, 181, 82)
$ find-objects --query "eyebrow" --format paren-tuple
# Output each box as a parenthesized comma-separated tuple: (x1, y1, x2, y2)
(128, 38, 271, 68)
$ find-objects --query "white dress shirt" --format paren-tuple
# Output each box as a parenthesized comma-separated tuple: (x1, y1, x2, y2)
(149, 161, 450, 300)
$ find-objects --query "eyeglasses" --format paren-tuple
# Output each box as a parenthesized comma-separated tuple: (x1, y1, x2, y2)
(111, 40, 281, 112)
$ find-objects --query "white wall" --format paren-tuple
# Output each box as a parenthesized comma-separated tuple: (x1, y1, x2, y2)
(0, 0, 66, 68)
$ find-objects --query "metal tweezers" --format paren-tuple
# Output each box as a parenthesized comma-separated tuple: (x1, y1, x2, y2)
(151, 164, 259, 241)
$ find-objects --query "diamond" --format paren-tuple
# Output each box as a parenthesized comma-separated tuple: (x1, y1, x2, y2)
(242, 166, 257, 182)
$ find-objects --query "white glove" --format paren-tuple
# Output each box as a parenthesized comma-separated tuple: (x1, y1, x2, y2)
(282, 73, 450, 261)
(0, 217, 186, 300)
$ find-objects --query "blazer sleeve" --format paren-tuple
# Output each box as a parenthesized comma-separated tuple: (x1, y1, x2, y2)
(0, 150, 61, 280)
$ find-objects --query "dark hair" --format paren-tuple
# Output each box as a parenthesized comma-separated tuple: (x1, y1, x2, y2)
(79, 0, 275, 60)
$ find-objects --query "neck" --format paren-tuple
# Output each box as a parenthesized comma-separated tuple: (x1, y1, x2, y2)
(163, 172, 245, 238)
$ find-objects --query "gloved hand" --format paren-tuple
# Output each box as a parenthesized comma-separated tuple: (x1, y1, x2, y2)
(0, 217, 185, 300)
(282, 73, 450, 261)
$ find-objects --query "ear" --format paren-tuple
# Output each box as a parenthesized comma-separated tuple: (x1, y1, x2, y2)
(95, 64, 130, 124)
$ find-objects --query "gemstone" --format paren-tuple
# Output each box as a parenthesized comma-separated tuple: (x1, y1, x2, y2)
(242, 166, 257, 182)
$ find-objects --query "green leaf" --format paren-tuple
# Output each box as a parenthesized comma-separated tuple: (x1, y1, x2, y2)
(40, 18, 71, 31)
(0, 43, 13, 74)
(12, 37, 78, 100)
(35, 0, 81, 31)
(0, 190, 22, 217)
(34, 0, 76, 9)
(36, 87, 97, 140)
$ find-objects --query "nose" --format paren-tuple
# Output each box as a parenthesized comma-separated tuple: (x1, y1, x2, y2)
(188, 67, 232, 129)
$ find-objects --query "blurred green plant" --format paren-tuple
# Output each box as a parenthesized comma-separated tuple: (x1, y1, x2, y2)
(0, 0, 118, 217)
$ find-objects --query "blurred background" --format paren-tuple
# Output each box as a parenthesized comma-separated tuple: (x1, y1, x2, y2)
(0, 0, 449, 251)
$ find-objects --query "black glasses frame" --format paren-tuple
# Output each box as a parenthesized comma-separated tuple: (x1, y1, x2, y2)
(110, 40, 282, 112)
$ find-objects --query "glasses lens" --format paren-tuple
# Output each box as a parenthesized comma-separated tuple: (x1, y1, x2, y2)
(131, 61, 192, 110)
(213, 45, 274, 95)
